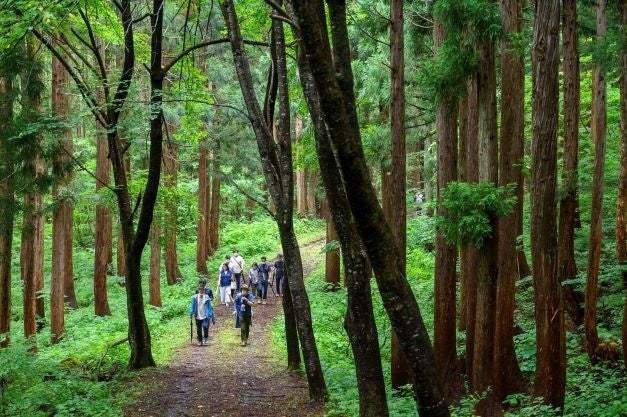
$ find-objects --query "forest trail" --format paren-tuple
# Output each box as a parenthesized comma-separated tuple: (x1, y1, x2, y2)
(124, 237, 326, 417)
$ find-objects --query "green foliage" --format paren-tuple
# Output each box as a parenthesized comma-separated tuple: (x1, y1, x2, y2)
(436, 182, 516, 248)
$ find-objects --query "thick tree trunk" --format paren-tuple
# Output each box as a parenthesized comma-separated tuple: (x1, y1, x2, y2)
(197, 142, 209, 273)
(324, 217, 340, 285)
(619, 0, 627, 367)
(433, 19, 459, 400)
(281, 274, 301, 369)
(458, 94, 468, 332)
(494, 0, 527, 400)
(464, 77, 479, 386)
(149, 222, 162, 307)
(208, 151, 220, 255)
(221, 0, 327, 399)
(559, 0, 584, 326)
(95, 107, 112, 316)
(473, 31, 501, 417)
(117, 145, 130, 278)
(299, 49, 389, 415)
(163, 138, 182, 285)
(531, 0, 566, 408)
(0, 76, 15, 348)
(306, 170, 317, 215)
(291, 0, 448, 414)
(585, 0, 607, 363)
(297, 169, 307, 216)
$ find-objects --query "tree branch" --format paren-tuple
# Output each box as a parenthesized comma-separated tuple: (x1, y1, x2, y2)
(264, 0, 298, 29)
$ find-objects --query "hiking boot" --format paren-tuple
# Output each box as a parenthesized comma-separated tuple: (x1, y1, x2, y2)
(262, 300, 266, 305)
(203, 338, 208, 344)
(257, 300, 261, 304)
(240, 341, 246, 347)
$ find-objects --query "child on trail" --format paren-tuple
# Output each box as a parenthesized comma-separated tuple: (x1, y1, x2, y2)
(273, 254, 284, 298)
(189, 281, 214, 346)
(248, 262, 259, 297)
(234, 284, 254, 346)
(218, 263, 233, 306)
(257, 256, 271, 305)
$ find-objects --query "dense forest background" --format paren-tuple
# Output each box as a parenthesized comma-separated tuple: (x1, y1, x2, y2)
(0, 0, 625, 416)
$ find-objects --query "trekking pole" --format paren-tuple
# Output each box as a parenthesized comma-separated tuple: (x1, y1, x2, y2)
(190, 316, 193, 345)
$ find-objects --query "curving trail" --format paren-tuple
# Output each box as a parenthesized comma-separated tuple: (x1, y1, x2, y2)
(125, 238, 325, 417)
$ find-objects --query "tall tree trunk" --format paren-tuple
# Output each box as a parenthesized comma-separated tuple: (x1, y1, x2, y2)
(306, 170, 317, 215)
(149, 221, 162, 307)
(197, 142, 209, 273)
(494, 0, 527, 400)
(458, 93, 468, 332)
(21, 38, 45, 341)
(324, 216, 340, 285)
(221, 0, 327, 399)
(291, 0, 449, 414)
(296, 115, 307, 216)
(282, 273, 301, 369)
(464, 77, 480, 386)
(117, 140, 130, 278)
(388, 0, 411, 390)
(163, 137, 182, 285)
(473, 29, 501, 417)
(208, 148, 221, 255)
(531, 0, 566, 408)
(558, 0, 584, 326)
(433, 18, 459, 400)
(0, 76, 15, 348)
(95, 97, 112, 316)
(585, 0, 607, 363)
(51, 54, 70, 344)
(618, 0, 627, 367)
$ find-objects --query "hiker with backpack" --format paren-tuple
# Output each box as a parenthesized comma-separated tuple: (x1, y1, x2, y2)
(233, 284, 254, 346)
(257, 256, 271, 305)
(189, 280, 214, 346)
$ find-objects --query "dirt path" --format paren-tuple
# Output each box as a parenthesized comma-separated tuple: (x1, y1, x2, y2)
(125, 238, 326, 417)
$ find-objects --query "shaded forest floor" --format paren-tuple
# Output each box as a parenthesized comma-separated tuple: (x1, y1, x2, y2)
(124, 238, 326, 417)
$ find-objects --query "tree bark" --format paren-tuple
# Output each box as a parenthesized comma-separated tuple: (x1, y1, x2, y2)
(473, 28, 501, 416)
(494, 0, 527, 400)
(297, 169, 307, 216)
(163, 137, 182, 285)
(618, 0, 627, 367)
(208, 149, 221, 255)
(21, 38, 45, 341)
(306, 170, 317, 215)
(325, 217, 340, 286)
(290, 0, 448, 414)
(117, 140, 130, 278)
(433, 18, 459, 400)
(95, 94, 112, 316)
(149, 221, 162, 307)
(558, 0, 584, 326)
(531, 0, 566, 408)
(0, 76, 15, 348)
(221, 0, 327, 399)
(585, 0, 607, 363)
(296, 40, 389, 416)
(197, 142, 209, 273)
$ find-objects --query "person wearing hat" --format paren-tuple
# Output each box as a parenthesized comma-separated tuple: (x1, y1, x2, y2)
(234, 284, 254, 346)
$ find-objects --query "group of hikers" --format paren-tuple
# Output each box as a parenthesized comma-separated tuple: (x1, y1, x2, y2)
(189, 249, 286, 347)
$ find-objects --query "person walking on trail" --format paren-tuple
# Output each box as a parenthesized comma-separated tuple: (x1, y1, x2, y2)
(234, 284, 254, 346)
(272, 254, 284, 298)
(257, 256, 271, 304)
(189, 281, 214, 346)
(229, 249, 245, 291)
(218, 263, 233, 306)
(248, 262, 259, 297)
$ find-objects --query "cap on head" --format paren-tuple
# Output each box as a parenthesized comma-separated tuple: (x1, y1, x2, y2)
(241, 284, 249, 292)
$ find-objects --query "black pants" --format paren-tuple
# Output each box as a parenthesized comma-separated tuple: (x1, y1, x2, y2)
(275, 272, 284, 295)
(195, 319, 208, 341)
(234, 272, 242, 290)
(240, 316, 251, 341)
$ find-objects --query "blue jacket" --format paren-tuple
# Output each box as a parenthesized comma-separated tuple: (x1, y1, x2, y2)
(258, 262, 271, 282)
(220, 270, 232, 287)
(234, 293, 254, 318)
(189, 294, 214, 328)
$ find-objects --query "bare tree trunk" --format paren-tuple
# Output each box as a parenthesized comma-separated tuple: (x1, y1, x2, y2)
(197, 142, 209, 273)
(494, 0, 527, 400)
(306, 170, 317, 215)
(618, 0, 627, 367)
(163, 138, 182, 285)
(208, 149, 221, 255)
(94, 101, 112, 316)
(324, 216, 340, 285)
(585, 0, 607, 363)
(458, 94, 468, 332)
(531, 0, 566, 408)
(433, 19, 459, 400)
(473, 29, 501, 416)
(464, 77, 479, 386)
(282, 273, 301, 369)
(149, 221, 162, 307)
(117, 142, 130, 278)
(297, 170, 307, 216)
(0, 76, 15, 348)
(559, 0, 584, 326)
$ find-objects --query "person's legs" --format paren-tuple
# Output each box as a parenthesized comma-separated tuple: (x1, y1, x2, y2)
(235, 273, 241, 290)
(203, 323, 209, 342)
(262, 281, 268, 302)
(195, 319, 203, 343)
(241, 316, 250, 344)
(219, 286, 227, 304)
(276, 276, 282, 296)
